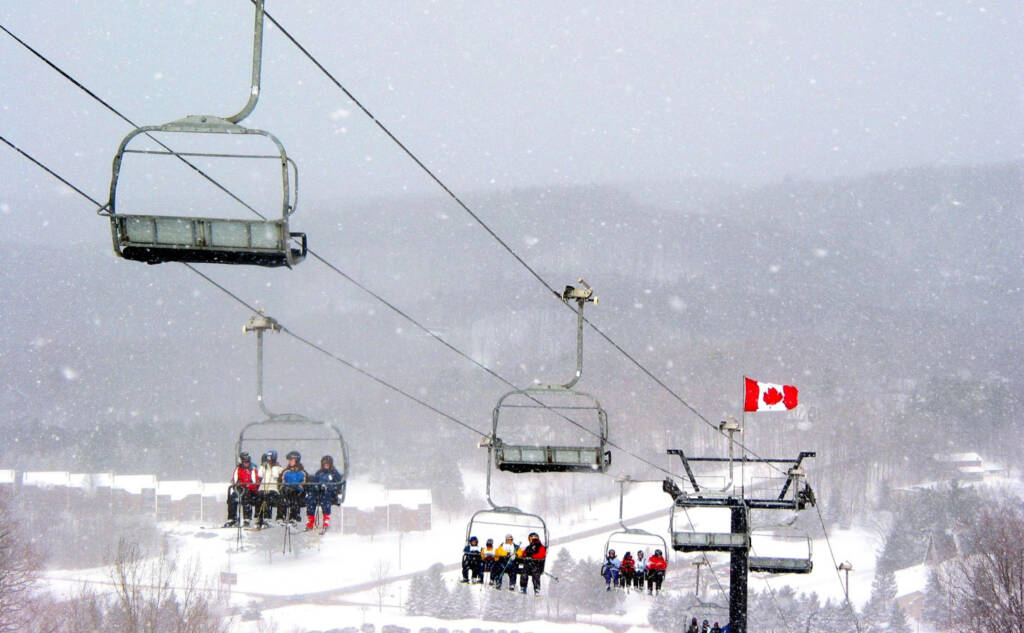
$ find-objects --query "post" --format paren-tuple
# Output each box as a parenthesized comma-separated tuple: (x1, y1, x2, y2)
(838, 561, 853, 602)
(729, 503, 749, 633)
(693, 559, 707, 598)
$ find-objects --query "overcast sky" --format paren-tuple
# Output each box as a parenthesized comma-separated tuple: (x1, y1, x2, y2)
(2, 0, 1021, 213)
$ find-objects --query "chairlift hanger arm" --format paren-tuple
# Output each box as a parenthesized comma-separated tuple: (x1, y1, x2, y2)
(540, 278, 597, 390)
(225, 0, 265, 124)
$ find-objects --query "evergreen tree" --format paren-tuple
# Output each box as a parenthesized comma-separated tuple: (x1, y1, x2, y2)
(889, 602, 912, 633)
(864, 565, 898, 630)
(921, 566, 951, 630)
(547, 548, 576, 620)
(445, 581, 476, 619)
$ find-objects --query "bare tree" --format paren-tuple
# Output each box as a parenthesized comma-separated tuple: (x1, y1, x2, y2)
(0, 497, 41, 633)
(373, 559, 391, 612)
(943, 501, 1024, 633)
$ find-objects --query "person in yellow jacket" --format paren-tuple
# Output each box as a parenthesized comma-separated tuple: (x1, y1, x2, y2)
(492, 533, 520, 590)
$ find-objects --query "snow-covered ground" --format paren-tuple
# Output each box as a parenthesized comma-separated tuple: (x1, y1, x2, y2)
(45, 474, 1022, 631)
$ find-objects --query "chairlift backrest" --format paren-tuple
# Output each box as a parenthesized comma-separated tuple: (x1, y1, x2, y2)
(466, 507, 549, 549)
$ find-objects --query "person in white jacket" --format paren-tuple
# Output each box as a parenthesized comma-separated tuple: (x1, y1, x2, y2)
(256, 449, 284, 524)
(634, 549, 648, 590)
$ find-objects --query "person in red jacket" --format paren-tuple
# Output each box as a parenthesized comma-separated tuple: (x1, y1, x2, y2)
(620, 551, 636, 589)
(518, 532, 547, 595)
(645, 549, 668, 594)
(224, 452, 259, 527)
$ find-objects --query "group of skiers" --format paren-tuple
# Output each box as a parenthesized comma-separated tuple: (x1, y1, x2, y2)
(461, 533, 548, 595)
(601, 548, 668, 594)
(687, 617, 728, 633)
(225, 450, 344, 531)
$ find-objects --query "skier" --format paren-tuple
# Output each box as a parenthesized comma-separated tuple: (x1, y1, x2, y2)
(461, 536, 483, 583)
(224, 451, 259, 527)
(305, 454, 343, 531)
(518, 531, 546, 595)
(601, 549, 621, 590)
(279, 450, 308, 525)
(481, 538, 496, 582)
(710, 623, 722, 633)
(701, 619, 711, 633)
(646, 549, 667, 594)
(634, 549, 647, 591)
(255, 449, 283, 527)
(620, 551, 636, 589)
(687, 617, 700, 633)
(494, 534, 519, 590)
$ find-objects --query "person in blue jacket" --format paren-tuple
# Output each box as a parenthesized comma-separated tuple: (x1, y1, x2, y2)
(306, 454, 344, 531)
(279, 450, 308, 525)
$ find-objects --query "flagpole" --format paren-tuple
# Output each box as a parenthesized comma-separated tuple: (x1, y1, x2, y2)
(740, 376, 747, 501)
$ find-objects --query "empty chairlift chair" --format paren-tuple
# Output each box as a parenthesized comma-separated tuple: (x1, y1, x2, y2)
(98, 0, 306, 267)
(748, 529, 813, 574)
(489, 279, 611, 474)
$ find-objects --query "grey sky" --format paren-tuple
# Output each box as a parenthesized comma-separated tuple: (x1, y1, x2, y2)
(2, 0, 1021, 210)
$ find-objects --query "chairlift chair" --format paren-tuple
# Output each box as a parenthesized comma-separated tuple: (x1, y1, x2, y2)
(466, 507, 549, 548)
(98, 0, 307, 267)
(238, 314, 350, 503)
(669, 503, 749, 553)
(236, 412, 350, 505)
(490, 279, 611, 474)
(604, 477, 669, 561)
(748, 529, 813, 574)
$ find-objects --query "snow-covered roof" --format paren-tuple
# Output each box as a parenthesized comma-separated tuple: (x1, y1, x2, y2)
(933, 452, 982, 463)
(85, 473, 113, 487)
(157, 480, 205, 500)
(203, 482, 229, 499)
(112, 474, 158, 494)
(341, 480, 431, 511)
(22, 471, 72, 487)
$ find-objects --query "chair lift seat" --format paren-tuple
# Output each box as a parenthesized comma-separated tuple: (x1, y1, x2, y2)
(671, 531, 749, 553)
(748, 556, 813, 574)
(114, 214, 307, 267)
(496, 443, 611, 474)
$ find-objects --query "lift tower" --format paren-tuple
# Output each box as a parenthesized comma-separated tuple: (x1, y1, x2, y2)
(663, 440, 816, 633)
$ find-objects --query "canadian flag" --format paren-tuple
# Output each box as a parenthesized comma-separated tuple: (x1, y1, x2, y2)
(744, 377, 799, 412)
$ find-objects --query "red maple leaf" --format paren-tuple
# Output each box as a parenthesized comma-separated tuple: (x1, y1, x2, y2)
(762, 387, 783, 406)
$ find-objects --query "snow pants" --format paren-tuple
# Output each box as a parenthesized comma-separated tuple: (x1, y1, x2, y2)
(461, 554, 482, 583)
(279, 487, 305, 521)
(226, 486, 257, 521)
(633, 570, 646, 590)
(256, 490, 280, 523)
(520, 560, 542, 594)
(305, 487, 338, 518)
(621, 570, 635, 588)
(602, 566, 620, 588)
(502, 561, 519, 590)
(646, 569, 665, 593)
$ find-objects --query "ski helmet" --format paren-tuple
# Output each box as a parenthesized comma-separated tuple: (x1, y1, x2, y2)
(264, 449, 278, 463)
(286, 450, 301, 462)
(505, 534, 514, 540)
(321, 455, 334, 468)
(239, 451, 251, 463)
(654, 549, 662, 556)
(608, 549, 616, 557)
(469, 536, 478, 543)
(486, 538, 493, 545)
(528, 532, 539, 541)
